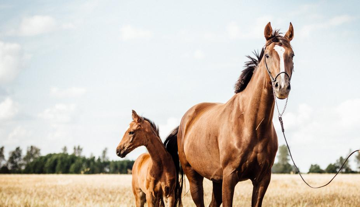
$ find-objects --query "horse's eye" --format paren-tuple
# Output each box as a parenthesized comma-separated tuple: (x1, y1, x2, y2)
(129, 131, 134, 135)
(265, 54, 269, 58)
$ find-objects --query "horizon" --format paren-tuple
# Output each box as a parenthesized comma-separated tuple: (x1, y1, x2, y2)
(1, 0, 360, 171)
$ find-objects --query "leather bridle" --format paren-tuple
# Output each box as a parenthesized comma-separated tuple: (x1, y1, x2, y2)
(263, 44, 292, 84)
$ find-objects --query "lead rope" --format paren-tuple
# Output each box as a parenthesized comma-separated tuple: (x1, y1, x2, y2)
(273, 94, 360, 188)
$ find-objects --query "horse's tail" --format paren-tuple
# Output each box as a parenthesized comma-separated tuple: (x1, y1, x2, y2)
(164, 126, 183, 207)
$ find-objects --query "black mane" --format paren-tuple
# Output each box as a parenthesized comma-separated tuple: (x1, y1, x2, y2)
(234, 30, 290, 93)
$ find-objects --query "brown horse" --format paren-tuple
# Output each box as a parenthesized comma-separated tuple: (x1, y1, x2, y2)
(116, 110, 182, 207)
(165, 22, 295, 207)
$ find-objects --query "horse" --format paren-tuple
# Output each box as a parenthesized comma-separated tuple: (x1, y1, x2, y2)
(116, 110, 182, 207)
(164, 22, 295, 207)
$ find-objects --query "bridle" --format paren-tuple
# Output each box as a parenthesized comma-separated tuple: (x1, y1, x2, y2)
(263, 42, 292, 86)
(262, 42, 292, 117)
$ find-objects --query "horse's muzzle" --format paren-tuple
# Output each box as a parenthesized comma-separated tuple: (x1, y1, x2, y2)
(116, 147, 127, 158)
(273, 78, 291, 99)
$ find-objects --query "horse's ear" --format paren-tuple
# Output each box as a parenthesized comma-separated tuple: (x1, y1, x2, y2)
(284, 22, 294, 41)
(132, 110, 142, 123)
(264, 22, 273, 40)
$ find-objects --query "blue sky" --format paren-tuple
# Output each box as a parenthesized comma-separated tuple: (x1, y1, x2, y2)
(0, 0, 360, 171)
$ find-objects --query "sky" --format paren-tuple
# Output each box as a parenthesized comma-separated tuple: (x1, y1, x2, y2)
(0, 0, 360, 172)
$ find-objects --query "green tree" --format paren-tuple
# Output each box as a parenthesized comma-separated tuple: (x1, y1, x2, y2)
(62, 146, 68, 154)
(272, 145, 293, 173)
(355, 151, 360, 172)
(73, 145, 83, 156)
(7, 147, 23, 172)
(101, 148, 109, 162)
(308, 164, 324, 173)
(325, 163, 337, 173)
(0, 146, 5, 166)
(335, 156, 353, 173)
(23, 146, 41, 164)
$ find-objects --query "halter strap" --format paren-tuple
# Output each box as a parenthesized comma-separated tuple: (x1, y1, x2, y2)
(263, 45, 292, 83)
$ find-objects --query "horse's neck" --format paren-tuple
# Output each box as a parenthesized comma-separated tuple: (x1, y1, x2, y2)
(146, 135, 168, 167)
(237, 61, 275, 127)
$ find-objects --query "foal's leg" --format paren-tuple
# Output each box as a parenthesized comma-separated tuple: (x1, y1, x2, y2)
(132, 178, 146, 207)
(183, 166, 205, 207)
(251, 172, 271, 207)
(133, 187, 146, 207)
(221, 168, 238, 207)
(209, 181, 222, 207)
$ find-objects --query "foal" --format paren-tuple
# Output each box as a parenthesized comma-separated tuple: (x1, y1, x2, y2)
(116, 110, 180, 207)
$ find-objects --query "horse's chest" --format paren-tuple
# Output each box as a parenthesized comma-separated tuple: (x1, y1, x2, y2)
(146, 173, 173, 197)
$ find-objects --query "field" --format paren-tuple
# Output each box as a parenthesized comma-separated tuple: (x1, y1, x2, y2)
(0, 174, 359, 206)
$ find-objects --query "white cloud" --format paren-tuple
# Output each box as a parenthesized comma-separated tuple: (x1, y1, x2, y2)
(280, 98, 360, 146)
(226, 16, 272, 40)
(299, 15, 353, 38)
(61, 23, 76, 30)
(5, 126, 32, 144)
(38, 104, 77, 124)
(328, 15, 352, 26)
(120, 25, 153, 41)
(18, 15, 57, 36)
(159, 117, 180, 140)
(193, 49, 205, 59)
(336, 99, 360, 128)
(0, 41, 24, 84)
(50, 87, 87, 98)
(0, 97, 19, 120)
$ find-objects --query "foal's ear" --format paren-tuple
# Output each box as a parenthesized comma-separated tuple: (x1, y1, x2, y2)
(284, 22, 294, 41)
(132, 110, 142, 123)
(264, 22, 273, 40)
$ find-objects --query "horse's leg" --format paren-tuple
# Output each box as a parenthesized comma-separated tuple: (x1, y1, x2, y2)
(166, 192, 175, 207)
(251, 172, 271, 207)
(221, 169, 238, 207)
(209, 181, 222, 207)
(146, 192, 156, 207)
(132, 176, 146, 207)
(183, 166, 205, 207)
(132, 187, 146, 207)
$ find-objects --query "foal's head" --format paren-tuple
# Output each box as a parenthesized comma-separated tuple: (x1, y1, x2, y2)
(116, 110, 160, 158)
(263, 22, 295, 99)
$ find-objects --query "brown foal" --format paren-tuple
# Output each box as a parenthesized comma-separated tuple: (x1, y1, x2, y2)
(165, 22, 295, 207)
(116, 110, 181, 207)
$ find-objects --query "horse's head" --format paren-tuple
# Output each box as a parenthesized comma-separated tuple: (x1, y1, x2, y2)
(263, 22, 295, 99)
(116, 110, 155, 158)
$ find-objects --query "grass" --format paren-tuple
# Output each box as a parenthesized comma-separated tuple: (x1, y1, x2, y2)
(0, 174, 359, 206)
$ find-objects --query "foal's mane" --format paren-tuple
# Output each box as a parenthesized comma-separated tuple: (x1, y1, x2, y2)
(234, 30, 290, 93)
(143, 117, 160, 138)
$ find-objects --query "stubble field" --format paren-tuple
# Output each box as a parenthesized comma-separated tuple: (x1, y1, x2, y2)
(0, 174, 359, 207)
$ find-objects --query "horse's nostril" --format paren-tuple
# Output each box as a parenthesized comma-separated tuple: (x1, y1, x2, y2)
(275, 82, 279, 88)
(287, 84, 291, 90)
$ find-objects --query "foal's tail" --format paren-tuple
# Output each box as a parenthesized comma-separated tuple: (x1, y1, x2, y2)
(164, 126, 183, 207)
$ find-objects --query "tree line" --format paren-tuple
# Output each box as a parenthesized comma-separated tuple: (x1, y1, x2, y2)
(1, 145, 359, 174)
(0, 145, 134, 174)
(272, 145, 360, 174)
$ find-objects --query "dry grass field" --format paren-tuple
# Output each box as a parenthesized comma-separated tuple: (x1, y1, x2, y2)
(0, 174, 359, 207)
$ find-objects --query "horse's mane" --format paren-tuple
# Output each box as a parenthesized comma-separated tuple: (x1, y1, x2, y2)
(234, 30, 290, 93)
(143, 117, 160, 138)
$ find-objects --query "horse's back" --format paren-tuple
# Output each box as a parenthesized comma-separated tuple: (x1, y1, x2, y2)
(180, 102, 222, 134)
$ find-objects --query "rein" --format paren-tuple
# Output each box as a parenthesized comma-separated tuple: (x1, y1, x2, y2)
(274, 100, 360, 188)
(265, 48, 360, 188)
